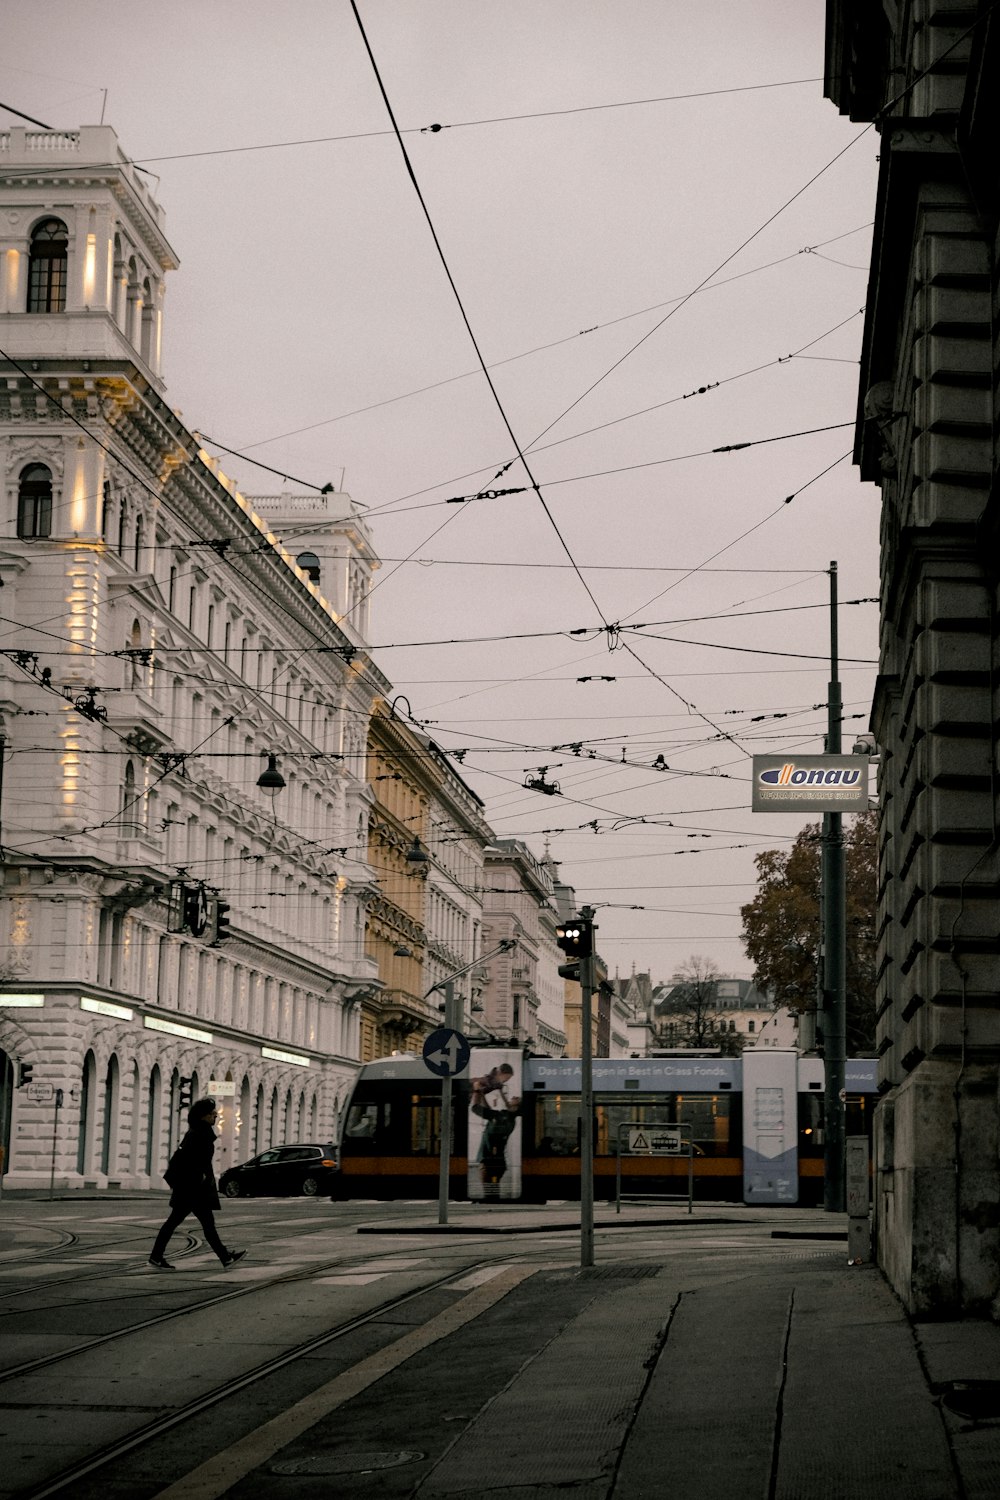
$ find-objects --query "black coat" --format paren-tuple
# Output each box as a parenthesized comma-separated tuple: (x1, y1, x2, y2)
(168, 1121, 221, 1211)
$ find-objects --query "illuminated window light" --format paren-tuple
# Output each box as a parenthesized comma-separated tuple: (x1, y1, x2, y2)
(145, 1016, 212, 1044)
(83, 232, 96, 303)
(261, 1046, 310, 1068)
(81, 996, 133, 1021)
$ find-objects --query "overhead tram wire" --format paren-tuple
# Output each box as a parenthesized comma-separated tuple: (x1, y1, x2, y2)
(205, 228, 871, 460)
(0, 345, 404, 774)
(510, 136, 874, 464)
(348, 0, 608, 629)
(618, 447, 856, 622)
(0, 77, 829, 178)
(32, 301, 863, 554)
(502, 0, 1000, 479)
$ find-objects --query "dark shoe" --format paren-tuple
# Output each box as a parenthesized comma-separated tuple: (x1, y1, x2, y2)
(148, 1256, 175, 1270)
(222, 1249, 247, 1268)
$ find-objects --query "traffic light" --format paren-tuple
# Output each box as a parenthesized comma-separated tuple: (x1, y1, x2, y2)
(183, 883, 209, 937)
(212, 899, 231, 945)
(17, 1062, 33, 1088)
(556, 918, 593, 959)
(556, 917, 593, 980)
(179, 1076, 193, 1109)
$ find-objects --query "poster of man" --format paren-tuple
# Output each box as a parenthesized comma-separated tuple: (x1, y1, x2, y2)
(467, 1047, 522, 1201)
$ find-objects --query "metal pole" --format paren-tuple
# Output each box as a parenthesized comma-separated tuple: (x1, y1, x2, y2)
(823, 562, 847, 1212)
(48, 1090, 62, 1201)
(0, 1056, 8, 1201)
(580, 907, 595, 1268)
(437, 982, 456, 1226)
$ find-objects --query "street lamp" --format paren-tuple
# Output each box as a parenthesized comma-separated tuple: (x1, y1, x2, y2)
(256, 754, 285, 797)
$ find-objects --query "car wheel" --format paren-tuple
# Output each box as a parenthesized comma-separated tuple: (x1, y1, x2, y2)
(223, 1179, 242, 1199)
(301, 1176, 319, 1197)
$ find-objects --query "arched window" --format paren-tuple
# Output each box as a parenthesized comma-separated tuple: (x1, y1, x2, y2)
(121, 759, 140, 835)
(126, 257, 141, 343)
(140, 277, 156, 365)
(128, 619, 143, 688)
(145, 1064, 162, 1175)
(101, 1054, 120, 1174)
(27, 217, 68, 312)
(113, 234, 126, 325)
(77, 1050, 97, 1176)
(133, 513, 144, 571)
(296, 551, 321, 583)
(17, 463, 53, 539)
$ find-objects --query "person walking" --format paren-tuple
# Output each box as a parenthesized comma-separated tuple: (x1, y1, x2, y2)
(149, 1098, 247, 1270)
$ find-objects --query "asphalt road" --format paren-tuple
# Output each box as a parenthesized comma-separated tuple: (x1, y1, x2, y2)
(2, 1197, 996, 1499)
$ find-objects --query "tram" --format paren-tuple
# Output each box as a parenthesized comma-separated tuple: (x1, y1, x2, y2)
(336, 1046, 877, 1206)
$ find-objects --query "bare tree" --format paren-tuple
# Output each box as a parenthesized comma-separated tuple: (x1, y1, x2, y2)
(652, 956, 740, 1052)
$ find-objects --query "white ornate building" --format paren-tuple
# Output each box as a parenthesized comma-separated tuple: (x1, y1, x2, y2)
(0, 125, 383, 1188)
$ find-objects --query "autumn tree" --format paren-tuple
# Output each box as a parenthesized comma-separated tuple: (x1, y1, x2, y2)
(740, 808, 877, 1054)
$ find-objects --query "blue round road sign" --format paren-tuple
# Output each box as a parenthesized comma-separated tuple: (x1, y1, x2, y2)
(422, 1027, 471, 1077)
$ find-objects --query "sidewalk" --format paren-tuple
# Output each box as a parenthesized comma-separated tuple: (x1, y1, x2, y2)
(421, 1227, 1000, 1499)
(226, 1206, 1000, 1500)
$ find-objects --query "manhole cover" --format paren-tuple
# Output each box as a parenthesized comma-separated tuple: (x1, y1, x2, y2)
(937, 1380, 1000, 1423)
(271, 1450, 424, 1476)
(577, 1263, 662, 1279)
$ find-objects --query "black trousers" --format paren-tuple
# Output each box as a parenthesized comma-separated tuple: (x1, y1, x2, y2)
(152, 1202, 228, 1263)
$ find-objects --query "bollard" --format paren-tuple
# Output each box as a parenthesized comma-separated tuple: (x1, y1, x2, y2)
(846, 1134, 871, 1263)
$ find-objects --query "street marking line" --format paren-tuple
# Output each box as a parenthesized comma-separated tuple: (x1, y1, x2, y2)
(150, 1262, 535, 1500)
(449, 1265, 517, 1289)
(311, 1273, 387, 1285)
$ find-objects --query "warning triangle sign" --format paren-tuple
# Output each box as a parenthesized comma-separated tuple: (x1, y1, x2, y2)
(630, 1129, 651, 1151)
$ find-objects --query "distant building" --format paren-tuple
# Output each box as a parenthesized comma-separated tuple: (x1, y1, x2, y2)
(649, 976, 795, 1053)
(479, 840, 553, 1048)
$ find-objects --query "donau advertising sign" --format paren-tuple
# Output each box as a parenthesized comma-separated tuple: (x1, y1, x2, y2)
(752, 755, 869, 813)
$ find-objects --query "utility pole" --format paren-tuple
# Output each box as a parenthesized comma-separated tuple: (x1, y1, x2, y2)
(580, 907, 596, 1269)
(555, 912, 598, 1268)
(437, 981, 457, 1226)
(823, 562, 847, 1212)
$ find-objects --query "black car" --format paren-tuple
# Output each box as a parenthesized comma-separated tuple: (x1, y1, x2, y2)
(219, 1143, 338, 1198)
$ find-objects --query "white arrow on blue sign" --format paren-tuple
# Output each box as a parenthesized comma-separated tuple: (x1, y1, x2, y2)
(422, 1027, 471, 1078)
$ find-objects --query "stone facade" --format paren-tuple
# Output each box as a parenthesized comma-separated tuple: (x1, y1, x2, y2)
(0, 126, 382, 1188)
(825, 1, 1000, 1313)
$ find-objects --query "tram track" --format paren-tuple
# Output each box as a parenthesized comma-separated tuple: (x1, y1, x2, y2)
(12, 1257, 499, 1500)
(0, 1230, 508, 1385)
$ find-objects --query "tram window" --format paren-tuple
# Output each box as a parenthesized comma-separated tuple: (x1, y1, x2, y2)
(409, 1094, 440, 1156)
(532, 1094, 580, 1155)
(599, 1101, 673, 1156)
(799, 1093, 824, 1155)
(844, 1093, 870, 1137)
(674, 1094, 731, 1155)
(345, 1103, 378, 1139)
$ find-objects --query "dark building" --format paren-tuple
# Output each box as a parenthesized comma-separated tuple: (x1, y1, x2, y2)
(826, 1, 1000, 1314)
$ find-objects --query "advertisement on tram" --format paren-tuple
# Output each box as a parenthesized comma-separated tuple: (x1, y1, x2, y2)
(467, 1048, 522, 1201)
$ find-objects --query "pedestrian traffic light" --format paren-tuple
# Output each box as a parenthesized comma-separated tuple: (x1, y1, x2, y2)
(17, 1062, 33, 1088)
(212, 899, 231, 944)
(179, 1076, 193, 1109)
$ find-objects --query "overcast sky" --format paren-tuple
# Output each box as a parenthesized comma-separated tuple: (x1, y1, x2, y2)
(4, 1, 880, 983)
